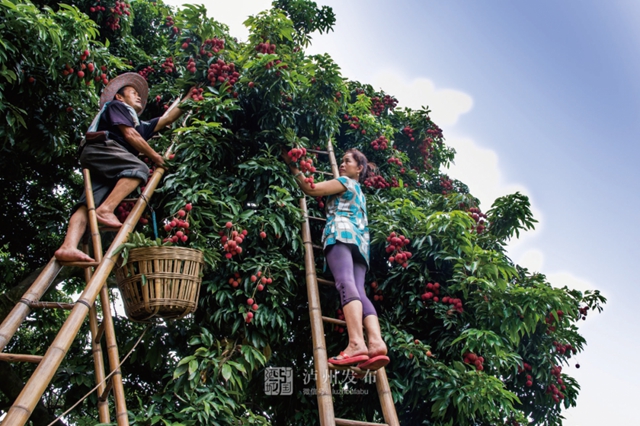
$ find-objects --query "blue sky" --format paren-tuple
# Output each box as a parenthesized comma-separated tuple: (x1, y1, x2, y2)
(166, 1, 639, 423)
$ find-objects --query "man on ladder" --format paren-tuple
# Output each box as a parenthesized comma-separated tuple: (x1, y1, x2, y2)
(54, 72, 186, 263)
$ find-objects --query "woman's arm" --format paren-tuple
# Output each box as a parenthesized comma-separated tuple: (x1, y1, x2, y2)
(282, 149, 346, 197)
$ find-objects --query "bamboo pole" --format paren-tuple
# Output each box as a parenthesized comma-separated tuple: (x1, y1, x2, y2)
(0, 257, 62, 352)
(375, 368, 399, 426)
(326, 138, 340, 178)
(83, 170, 129, 425)
(300, 198, 335, 426)
(0, 354, 43, 364)
(83, 237, 110, 424)
(1, 162, 168, 426)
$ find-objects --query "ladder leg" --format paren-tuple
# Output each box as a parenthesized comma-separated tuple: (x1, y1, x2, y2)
(300, 198, 335, 426)
(83, 239, 110, 424)
(375, 368, 399, 426)
(84, 168, 128, 425)
(98, 283, 129, 425)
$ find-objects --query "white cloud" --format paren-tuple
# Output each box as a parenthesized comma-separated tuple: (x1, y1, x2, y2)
(371, 70, 474, 127)
(547, 271, 596, 292)
(515, 249, 544, 272)
(163, 0, 271, 41)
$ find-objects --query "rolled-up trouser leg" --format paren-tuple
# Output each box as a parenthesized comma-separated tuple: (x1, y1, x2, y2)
(326, 242, 377, 318)
(72, 139, 149, 213)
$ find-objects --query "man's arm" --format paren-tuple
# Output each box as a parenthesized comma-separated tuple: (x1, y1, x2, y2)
(153, 92, 191, 132)
(119, 125, 165, 165)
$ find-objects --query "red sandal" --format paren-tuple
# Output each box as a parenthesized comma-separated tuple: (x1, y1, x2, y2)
(328, 351, 370, 366)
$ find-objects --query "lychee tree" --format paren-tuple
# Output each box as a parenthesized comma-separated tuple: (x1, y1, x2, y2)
(0, 1, 605, 425)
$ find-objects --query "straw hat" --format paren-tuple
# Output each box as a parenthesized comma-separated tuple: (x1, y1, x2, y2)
(99, 72, 149, 112)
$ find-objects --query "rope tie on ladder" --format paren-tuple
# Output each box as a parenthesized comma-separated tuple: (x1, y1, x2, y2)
(46, 324, 151, 426)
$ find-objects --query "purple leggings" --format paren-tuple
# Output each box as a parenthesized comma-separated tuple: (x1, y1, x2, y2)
(325, 242, 377, 318)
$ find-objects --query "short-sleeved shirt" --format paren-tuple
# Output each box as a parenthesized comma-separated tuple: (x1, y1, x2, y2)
(322, 176, 370, 267)
(97, 101, 159, 155)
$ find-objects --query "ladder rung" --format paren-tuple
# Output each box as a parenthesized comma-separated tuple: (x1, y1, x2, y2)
(307, 148, 329, 155)
(59, 261, 100, 268)
(312, 244, 323, 250)
(335, 419, 388, 426)
(317, 277, 335, 287)
(122, 197, 139, 203)
(28, 301, 75, 310)
(318, 170, 334, 176)
(306, 215, 326, 222)
(0, 353, 43, 364)
(322, 316, 346, 326)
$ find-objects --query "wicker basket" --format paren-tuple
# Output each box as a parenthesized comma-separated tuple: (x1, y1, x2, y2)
(115, 246, 204, 322)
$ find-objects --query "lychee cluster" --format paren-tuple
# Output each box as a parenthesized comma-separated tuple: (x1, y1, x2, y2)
(387, 157, 402, 166)
(298, 156, 316, 174)
(250, 270, 272, 291)
(189, 87, 204, 101)
(463, 352, 485, 371)
(545, 310, 563, 333)
(162, 203, 193, 244)
(161, 57, 176, 74)
(553, 341, 577, 357)
(164, 15, 174, 27)
(578, 305, 589, 320)
(370, 95, 397, 116)
(546, 365, 566, 403)
(115, 201, 135, 224)
(186, 57, 196, 73)
(467, 207, 487, 234)
(344, 115, 361, 131)
(287, 146, 307, 163)
(206, 59, 239, 88)
(220, 222, 247, 259)
(315, 196, 325, 209)
(426, 124, 443, 138)
(363, 174, 389, 189)
(138, 65, 154, 79)
(111, 0, 130, 16)
(420, 282, 441, 302)
(255, 42, 276, 54)
(228, 272, 241, 288)
(245, 296, 259, 323)
(403, 126, 415, 142)
(370, 135, 389, 151)
(61, 51, 108, 86)
(385, 232, 412, 267)
(440, 176, 454, 195)
(369, 281, 384, 301)
(517, 361, 533, 386)
(441, 295, 464, 314)
(200, 38, 225, 56)
(88, 0, 106, 13)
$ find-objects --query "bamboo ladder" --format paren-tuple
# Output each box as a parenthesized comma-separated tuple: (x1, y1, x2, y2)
(300, 140, 400, 426)
(0, 139, 176, 426)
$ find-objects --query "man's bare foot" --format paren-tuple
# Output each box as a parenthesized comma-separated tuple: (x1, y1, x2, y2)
(54, 247, 95, 263)
(95, 209, 123, 228)
(367, 340, 388, 358)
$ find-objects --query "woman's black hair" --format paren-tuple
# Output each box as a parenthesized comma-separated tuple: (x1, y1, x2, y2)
(344, 148, 377, 184)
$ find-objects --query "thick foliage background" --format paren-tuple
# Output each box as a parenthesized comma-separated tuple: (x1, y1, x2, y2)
(0, 0, 605, 425)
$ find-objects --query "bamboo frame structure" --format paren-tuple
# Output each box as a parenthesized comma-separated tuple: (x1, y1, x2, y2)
(0, 154, 171, 426)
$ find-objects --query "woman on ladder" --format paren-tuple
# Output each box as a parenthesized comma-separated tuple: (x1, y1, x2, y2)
(282, 148, 389, 370)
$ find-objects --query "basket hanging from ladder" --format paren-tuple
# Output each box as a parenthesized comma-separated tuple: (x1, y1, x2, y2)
(115, 246, 204, 322)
